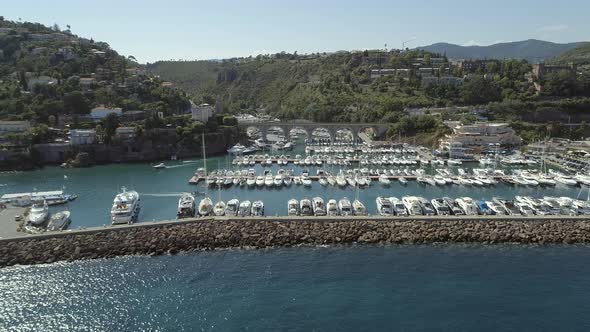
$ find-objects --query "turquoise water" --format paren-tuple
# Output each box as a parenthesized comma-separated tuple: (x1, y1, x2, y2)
(0, 148, 586, 228)
(1, 245, 589, 331)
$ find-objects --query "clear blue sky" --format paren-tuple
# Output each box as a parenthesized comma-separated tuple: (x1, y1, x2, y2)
(3, 0, 589, 63)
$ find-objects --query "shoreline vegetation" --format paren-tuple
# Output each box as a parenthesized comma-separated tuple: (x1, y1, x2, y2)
(1, 217, 590, 267)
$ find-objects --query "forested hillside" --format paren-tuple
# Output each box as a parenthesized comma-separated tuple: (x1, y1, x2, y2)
(0, 17, 191, 127)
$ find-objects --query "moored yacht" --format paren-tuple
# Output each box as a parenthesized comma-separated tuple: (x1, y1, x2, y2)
(198, 197, 213, 216)
(338, 197, 353, 216)
(111, 188, 140, 225)
(327, 199, 339, 216)
(251, 200, 264, 216)
(288, 199, 300, 216)
(300, 198, 313, 216)
(213, 200, 226, 216)
(402, 196, 423, 216)
(352, 200, 368, 216)
(46, 211, 71, 231)
(376, 197, 393, 215)
(177, 192, 196, 219)
(225, 199, 240, 216)
(312, 197, 327, 216)
(431, 198, 451, 215)
(28, 199, 49, 226)
(456, 197, 479, 215)
(389, 197, 408, 216)
(238, 200, 252, 217)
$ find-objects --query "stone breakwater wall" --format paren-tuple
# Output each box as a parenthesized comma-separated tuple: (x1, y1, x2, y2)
(2, 218, 590, 267)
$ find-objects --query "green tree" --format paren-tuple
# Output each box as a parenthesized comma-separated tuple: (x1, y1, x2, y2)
(102, 113, 119, 144)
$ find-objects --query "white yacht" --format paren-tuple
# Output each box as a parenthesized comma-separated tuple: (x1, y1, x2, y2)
(213, 201, 226, 216)
(456, 197, 479, 215)
(273, 175, 283, 187)
(251, 200, 264, 216)
(256, 175, 265, 187)
(177, 192, 196, 219)
(111, 189, 140, 225)
(313, 197, 327, 216)
(318, 176, 329, 186)
(418, 197, 436, 215)
(353, 200, 368, 216)
(431, 198, 451, 215)
(378, 174, 391, 186)
(376, 197, 392, 216)
(28, 199, 49, 226)
(198, 197, 213, 216)
(327, 199, 339, 216)
(398, 177, 408, 185)
(338, 198, 353, 216)
(302, 175, 312, 187)
(46, 211, 71, 231)
(336, 174, 347, 187)
(327, 176, 337, 186)
(402, 196, 423, 216)
(247, 176, 256, 187)
(238, 200, 251, 217)
(389, 197, 408, 216)
(485, 200, 506, 215)
(264, 174, 274, 187)
(225, 199, 240, 216)
(288, 199, 300, 216)
(300, 198, 313, 216)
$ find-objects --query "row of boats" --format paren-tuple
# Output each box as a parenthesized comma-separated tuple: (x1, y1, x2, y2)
(177, 193, 265, 218)
(375, 195, 590, 216)
(287, 197, 366, 216)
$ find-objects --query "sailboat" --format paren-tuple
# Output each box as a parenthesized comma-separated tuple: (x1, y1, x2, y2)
(199, 132, 213, 216)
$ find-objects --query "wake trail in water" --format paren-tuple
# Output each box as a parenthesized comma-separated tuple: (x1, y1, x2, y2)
(165, 164, 192, 169)
(140, 192, 184, 197)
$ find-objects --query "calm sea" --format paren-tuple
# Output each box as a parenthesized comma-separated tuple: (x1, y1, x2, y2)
(1, 245, 589, 331)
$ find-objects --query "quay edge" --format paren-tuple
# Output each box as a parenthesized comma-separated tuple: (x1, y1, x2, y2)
(1, 216, 590, 267)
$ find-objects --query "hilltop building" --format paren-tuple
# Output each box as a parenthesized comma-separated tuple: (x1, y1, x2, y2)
(439, 122, 522, 154)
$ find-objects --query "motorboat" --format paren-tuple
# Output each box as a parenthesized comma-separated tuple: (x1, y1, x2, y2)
(177, 192, 196, 219)
(293, 176, 302, 185)
(198, 197, 213, 216)
(327, 176, 337, 186)
(485, 200, 506, 215)
(327, 199, 339, 216)
(418, 197, 436, 215)
(288, 199, 300, 216)
(264, 174, 274, 187)
(28, 199, 49, 226)
(274, 175, 283, 187)
(251, 200, 264, 216)
(431, 198, 451, 215)
(398, 177, 408, 185)
(338, 197, 353, 216)
(378, 174, 391, 186)
(515, 202, 535, 216)
(318, 176, 329, 186)
(300, 198, 313, 216)
(433, 175, 447, 186)
(213, 201, 226, 216)
(376, 197, 392, 215)
(336, 174, 347, 187)
(206, 176, 217, 187)
(225, 199, 240, 216)
(402, 196, 423, 216)
(153, 163, 166, 169)
(474, 200, 490, 215)
(417, 176, 436, 186)
(313, 197, 327, 216)
(46, 211, 71, 231)
(353, 200, 368, 216)
(456, 197, 479, 215)
(389, 197, 408, 216)
(247, 176, 256, 187)
(256, 175, 265, 187)
(493, 198, 520, 215)
(111, 189, 140, 225)
(302, 175, 312, 187)
(238, 200, 252, 217)
(443, 197, 465, 215)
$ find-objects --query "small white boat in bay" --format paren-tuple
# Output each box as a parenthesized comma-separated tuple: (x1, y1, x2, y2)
(198, 197, 213, 216)
(213, 201, 226, 216)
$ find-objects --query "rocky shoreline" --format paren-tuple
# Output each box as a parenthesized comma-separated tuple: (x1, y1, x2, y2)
(1, 218, 590, 267)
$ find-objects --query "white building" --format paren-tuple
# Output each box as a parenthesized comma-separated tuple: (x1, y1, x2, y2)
(90, 106, 123, 120)
(69, 129, 96, 145)
(0, 121, 30, 134)
(440, 122, 522, 153)
(191, 103, 215, 123)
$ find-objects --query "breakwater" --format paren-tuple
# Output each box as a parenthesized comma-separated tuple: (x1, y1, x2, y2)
(2, 216, 590, 267)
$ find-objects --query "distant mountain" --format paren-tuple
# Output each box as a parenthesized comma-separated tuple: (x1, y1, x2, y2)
(417, 39, 588, 63)
(551, 43, 590, 64)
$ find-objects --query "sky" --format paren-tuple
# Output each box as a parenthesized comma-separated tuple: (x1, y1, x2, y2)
(3, 0, 589, 63)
